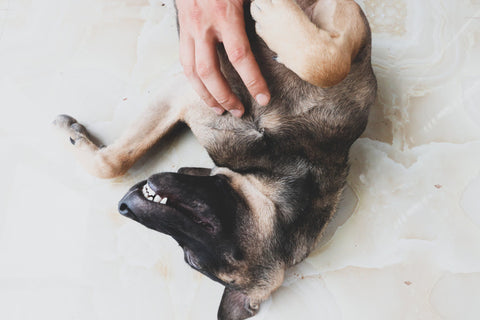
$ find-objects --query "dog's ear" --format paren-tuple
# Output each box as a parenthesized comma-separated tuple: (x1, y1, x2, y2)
(217, 287, 259, 320)
(177, 167, 212, 176)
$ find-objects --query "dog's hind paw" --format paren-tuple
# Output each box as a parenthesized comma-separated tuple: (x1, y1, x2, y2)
(250, 0, 305, 60)
(250, 0, 320, 82)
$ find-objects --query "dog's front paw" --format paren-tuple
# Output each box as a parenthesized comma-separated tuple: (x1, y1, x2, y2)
(53, 114, 77, 129)
(53, 114, 90, 146)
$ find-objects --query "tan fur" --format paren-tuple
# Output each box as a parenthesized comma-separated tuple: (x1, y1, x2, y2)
(94, 103, 183, 178)
(251, 0, 366, 87)
(217, 272, 240, 285)
(213, 167, 276, 239)
(55, 74, 207, 178)
(258, 111, 284, 133)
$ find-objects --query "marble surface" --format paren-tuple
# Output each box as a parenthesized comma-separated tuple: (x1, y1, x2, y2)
(1, 0, 480, 319)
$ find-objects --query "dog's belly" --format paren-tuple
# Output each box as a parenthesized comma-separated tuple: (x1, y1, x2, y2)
(183, 6, 376, 173)
(187, 110, 320, 174)
(186, 110, 270, 171)
(185, 82, 369, 173)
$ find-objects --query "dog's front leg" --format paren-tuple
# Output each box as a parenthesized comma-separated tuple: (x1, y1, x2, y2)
(251, 0, 367, 87)
(54, 77, 201, 179)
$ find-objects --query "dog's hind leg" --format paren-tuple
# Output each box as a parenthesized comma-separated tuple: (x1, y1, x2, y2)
(54, 77, 201, 179)
(250, 0, 367, 87)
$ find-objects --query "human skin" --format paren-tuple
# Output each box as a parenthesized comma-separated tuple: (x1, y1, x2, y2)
(175, 0, 271, 118)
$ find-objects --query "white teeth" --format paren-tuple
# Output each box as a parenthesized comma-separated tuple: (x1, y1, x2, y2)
(142, 183, 167, 205)
(142, 186, 148, 198)
(145, 184, 155, 195)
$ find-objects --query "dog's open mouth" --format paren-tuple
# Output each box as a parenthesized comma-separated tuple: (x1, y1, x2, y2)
(142, 182, 168, 204)
(138, 180, 217, 233)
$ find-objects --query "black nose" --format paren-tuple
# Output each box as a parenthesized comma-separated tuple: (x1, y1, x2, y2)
(118, 185, 141, 219)
(118, 202, 131, 216)
(118, 201, 138, 221)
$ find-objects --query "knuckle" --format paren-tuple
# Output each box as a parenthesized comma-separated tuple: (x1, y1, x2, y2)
(181, 64, 196, 79)
(189, 5, 202, 26)
(213, 1, 228, 18)
(198, 92, 215, 104)
(228, 45, 249, 65)
(244, 77, 261, 90)
(205, 98, 220, 108)
(196, 63, 214, 78)
(216, 95, 235, 108)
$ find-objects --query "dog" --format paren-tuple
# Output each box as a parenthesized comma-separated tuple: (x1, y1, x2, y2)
(54, 0, 376, 319)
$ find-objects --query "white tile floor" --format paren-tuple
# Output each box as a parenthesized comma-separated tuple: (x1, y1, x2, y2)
(1, 0, 480, 319)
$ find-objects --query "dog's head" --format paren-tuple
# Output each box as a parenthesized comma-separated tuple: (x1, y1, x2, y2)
(118, 167, 288, 320)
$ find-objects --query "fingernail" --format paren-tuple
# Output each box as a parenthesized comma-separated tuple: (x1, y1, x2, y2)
(212, 107, 224, 115)
(230, 109, 243, 118)
(256, 93, 270, 106)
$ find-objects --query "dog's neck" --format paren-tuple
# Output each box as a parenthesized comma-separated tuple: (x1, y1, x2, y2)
(212, 167, 277, 240)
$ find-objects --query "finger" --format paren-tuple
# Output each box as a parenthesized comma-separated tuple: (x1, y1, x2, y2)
(222, 20, 270, 106)
(195, 38, 244, 117)
(179, 34, 224, 115)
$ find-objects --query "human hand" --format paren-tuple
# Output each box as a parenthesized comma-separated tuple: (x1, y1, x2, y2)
(175, 0, 270, 117)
